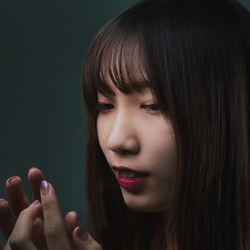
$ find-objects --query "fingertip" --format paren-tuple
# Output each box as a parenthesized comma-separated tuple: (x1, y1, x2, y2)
(28, 167, 45, 178)
(29, 200, 43, 216)
(40, 182, 58, 201)
(28, 167, 43, 178)
(0, 198, 6, 205)
(40, 181, 51, 196)
(29, 200, 43, 213)
(30, 200, 40, 206)
(6, 176, 22, 186)
(28, 167, 37, 174)
(73, 226, 103, 250)
(28, 166, 43, 173)
(65, 211, 78, 220)
(65, 210, 79, 239)
(73, 225, 89, 243)
(0, 198, 9, 210)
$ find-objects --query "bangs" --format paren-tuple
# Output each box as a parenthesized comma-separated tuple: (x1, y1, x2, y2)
(89, 16, 154, 98)
(98, 40, 151, 96)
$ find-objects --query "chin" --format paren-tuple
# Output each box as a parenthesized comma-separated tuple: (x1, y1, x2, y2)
(123, 195, 167, 212)
(128, 205, 163, 212)
(120, 186, 172, 212)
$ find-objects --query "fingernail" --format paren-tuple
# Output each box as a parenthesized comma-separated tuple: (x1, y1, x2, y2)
(29, 167, 36, 172)
(31, 200, 39, 206)
(77, 226, 88, 241)
(41, 181, 49, 195)
(7, 176, 17, 184)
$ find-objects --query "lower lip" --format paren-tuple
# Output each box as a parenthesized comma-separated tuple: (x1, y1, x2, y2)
(118, 172, 149, 189)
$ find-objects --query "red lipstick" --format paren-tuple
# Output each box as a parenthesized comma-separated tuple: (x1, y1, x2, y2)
(112, 165, 150, 189)
(112, 165, 149, 174)
(118, 172, 149, 189)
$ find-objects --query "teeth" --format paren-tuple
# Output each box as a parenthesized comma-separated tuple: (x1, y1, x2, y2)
(121, 170, 140, 178)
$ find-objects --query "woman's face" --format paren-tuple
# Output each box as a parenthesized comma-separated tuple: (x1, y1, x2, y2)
(96, 79, 177, 212)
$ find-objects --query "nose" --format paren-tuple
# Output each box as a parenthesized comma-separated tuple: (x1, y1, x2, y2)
(107, 111, 140, 155)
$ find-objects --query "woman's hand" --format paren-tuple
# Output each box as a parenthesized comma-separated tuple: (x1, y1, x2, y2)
(0, 168, 93, 249)
(3, 181, 102, 250)
(0, 168, 48, 249)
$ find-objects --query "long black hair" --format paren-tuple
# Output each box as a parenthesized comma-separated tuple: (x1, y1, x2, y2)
(82, 0, 250, 249)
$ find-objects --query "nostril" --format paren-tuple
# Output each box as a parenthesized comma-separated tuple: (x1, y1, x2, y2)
(114, 148, 133, 155)
(107, 126, 140, 154)
(110, 140, 140, 155)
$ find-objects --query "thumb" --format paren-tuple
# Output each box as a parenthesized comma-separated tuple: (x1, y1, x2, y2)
(72, 225, 103, 250)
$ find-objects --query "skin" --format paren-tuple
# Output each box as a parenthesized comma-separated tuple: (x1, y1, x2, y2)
(0, 47, 176, 248)
(97, 80, 177, 212)
(0, 85, 176, 248)
(0, 168, 102, 250)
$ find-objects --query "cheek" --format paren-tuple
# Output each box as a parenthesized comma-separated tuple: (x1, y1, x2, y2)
(96, 117, 106, 151)
(96, 116, 112, 158)
(143, 122, 177, 176)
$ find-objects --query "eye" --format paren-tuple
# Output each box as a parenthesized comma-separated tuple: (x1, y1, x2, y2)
(141, 104, 160, 112)
(96, 103, 114, 112)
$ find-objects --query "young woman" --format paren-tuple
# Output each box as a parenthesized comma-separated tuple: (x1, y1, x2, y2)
(0, 0, 249, 249)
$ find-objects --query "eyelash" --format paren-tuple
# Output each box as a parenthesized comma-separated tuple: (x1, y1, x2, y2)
(96, 103, 160, 112)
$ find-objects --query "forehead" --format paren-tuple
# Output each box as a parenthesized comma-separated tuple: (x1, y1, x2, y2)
(97, 42, 153, 97)
(100, 43, 147, 80)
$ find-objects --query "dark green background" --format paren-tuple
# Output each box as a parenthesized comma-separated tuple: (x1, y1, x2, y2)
(0, 0, 249, 244)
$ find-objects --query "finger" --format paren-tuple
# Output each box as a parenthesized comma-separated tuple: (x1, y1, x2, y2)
(0, 199, 15, 239)
(28, 167, 46, 202)
(40, 181, 71, 250)
(65, 211, 80, 247)
(0, 198, 46, 250)
(72, 226, 103, 250)
(5, 176, 30, 216)
(30, 217, 47, 250)
(8, 200, 42, 250)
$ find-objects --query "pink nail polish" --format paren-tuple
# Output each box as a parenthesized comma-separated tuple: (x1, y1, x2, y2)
(31, 200, 39, 206)
(41, 181, 49, 195)
(7, 176, 17, 184)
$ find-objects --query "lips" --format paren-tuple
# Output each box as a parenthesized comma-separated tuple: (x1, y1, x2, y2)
(112, 165, 150, 177)
(112, 165, 150, 189)
(117, 172, 149, 189)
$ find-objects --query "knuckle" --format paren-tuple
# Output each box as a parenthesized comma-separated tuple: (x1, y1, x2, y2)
(42, 200, 54, 211)
(45, 224, 64, 240)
